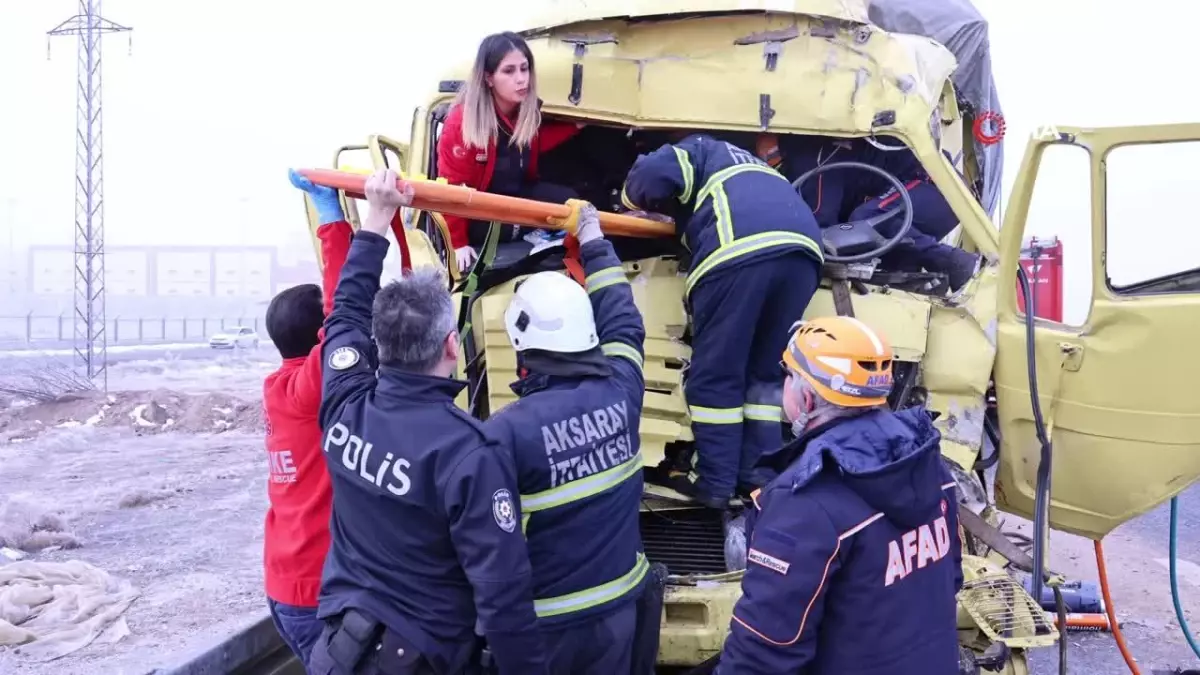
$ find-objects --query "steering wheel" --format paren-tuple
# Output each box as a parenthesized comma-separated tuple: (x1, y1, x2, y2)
(792, 160, 915, 263)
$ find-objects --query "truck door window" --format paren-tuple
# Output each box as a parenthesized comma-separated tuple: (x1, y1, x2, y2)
(1018, 144, 1093, 326)
(1106, 140, 1200, 292)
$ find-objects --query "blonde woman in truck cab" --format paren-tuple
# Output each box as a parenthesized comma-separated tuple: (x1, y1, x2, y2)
(437, 31, 583, 272)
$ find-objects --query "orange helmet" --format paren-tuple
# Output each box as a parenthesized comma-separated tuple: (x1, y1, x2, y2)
(756, 133, 783, 168)
(781, 316, 894, 408)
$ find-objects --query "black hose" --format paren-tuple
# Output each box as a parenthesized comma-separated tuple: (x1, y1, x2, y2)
(1018, 262, 1052, 603)
(1053, 585, 1068, 673)
(1017, 252, 1062, 674)
(974, 414, 1002, 471)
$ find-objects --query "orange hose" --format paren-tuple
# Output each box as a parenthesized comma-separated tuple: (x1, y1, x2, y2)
(1094, 539, 1142, 674)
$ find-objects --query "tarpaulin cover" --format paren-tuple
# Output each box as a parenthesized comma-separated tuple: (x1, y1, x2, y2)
(868, 0, 1004, 217)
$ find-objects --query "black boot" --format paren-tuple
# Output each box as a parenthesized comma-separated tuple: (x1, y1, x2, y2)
(945, 248, 982, 292)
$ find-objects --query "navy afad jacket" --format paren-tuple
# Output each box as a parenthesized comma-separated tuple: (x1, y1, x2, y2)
(485, 238, 649, 627)
(620, 133, 824, 297)
(316, 231, 546, 675)
(718, 407, 963, 675)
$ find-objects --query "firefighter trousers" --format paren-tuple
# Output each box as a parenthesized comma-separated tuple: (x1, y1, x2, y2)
(542, 602, 638, 675)
(685, 251, 821, 504)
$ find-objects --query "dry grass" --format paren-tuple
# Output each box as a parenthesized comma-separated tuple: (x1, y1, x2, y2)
(0, 361, 96, 404)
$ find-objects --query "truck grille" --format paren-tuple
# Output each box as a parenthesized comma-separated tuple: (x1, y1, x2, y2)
(639, 505, 728, 576)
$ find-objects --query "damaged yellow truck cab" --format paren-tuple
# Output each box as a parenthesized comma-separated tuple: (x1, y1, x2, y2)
(303, 0, 1200, 670)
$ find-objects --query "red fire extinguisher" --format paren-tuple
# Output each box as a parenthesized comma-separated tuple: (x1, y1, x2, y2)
(1016, 236, 1064, 322)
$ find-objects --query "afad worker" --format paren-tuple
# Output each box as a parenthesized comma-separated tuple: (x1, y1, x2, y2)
(257, 170, 354, 669)
(716, 316, 963, 675)
(307, 169, 547, 675)
(485, 202, 649, 673)
(620, 134, 824, 510)
(437, 31, 582, 272)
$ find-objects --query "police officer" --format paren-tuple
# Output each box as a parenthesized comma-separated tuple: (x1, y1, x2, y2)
(308, 168, 547, 675)
(484, 201, 649, 674)
(620, 133, 824, 510)
(715, 316, 963, 675)
(765, 133, 980, 291)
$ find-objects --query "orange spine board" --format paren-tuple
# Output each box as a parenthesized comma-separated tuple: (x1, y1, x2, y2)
(298, 168, 676, 239)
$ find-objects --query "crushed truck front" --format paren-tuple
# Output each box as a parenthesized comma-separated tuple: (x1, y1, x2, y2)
(297, 6, 1043, 671)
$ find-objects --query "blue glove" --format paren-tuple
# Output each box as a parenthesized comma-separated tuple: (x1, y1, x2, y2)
(288, 169, 344, 225)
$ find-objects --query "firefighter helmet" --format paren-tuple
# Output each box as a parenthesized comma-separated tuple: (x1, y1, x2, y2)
(504, 271, 598, 353)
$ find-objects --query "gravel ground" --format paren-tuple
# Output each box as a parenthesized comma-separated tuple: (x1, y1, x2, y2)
(1023, 484, 1200, 674)
(0, 350, 280, 675)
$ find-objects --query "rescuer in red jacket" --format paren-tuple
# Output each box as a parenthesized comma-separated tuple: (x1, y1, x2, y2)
(437, 31, 582, 273)
(259, 169, 354, 669)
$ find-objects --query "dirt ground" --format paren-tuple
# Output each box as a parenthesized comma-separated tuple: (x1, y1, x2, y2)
(0, 352, 280, 675)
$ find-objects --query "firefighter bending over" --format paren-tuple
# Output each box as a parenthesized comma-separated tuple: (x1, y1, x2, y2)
(716, 316, 963, 675)
(308, 169, 546, 675)
(620, 133, 824, 509)
(484, 201, 650, 674)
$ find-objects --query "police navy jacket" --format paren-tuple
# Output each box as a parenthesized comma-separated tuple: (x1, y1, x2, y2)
(619, 133, 824, 297)
(484, 238, 648, 628)
(316, 231, 546, 675)
(717, 407, 963, 675)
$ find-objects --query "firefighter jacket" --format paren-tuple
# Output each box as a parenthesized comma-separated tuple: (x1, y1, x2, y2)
(620, 133, 824, 296)
(484, 238, 649, 628)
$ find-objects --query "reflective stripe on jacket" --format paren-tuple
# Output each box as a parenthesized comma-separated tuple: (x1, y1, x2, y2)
(621, 133, 824, 294)
(485, 238, 649, 626)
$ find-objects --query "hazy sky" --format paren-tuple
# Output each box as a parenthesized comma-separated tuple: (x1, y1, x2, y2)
(3, 0, 1200, 323)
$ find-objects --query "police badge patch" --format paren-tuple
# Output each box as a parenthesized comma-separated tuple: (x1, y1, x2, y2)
(329, 346, 360, 371)
(492, 489, 517, 533)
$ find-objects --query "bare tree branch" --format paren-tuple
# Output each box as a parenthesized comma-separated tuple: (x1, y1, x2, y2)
(0, 360, 97, 403)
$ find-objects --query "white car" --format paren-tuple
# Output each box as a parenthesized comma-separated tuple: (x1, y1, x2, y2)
(209, 326, 260, 350)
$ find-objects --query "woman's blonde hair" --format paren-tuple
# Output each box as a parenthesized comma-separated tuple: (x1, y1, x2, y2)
(457, 32, 541, 151)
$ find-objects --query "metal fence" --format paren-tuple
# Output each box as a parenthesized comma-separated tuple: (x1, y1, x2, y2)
(0, 315, 266, 349)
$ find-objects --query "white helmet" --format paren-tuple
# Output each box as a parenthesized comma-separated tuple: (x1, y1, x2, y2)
(504, 271, 598, 353)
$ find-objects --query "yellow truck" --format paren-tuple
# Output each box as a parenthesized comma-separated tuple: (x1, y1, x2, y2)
(293, 1, 1200, 672)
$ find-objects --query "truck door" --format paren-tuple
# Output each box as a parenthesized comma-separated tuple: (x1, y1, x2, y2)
(994, 124, 1200, 539)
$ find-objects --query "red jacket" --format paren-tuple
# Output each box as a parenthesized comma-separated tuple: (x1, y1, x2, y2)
(436, 102, 581, 249)
(262, 219, 352, 607)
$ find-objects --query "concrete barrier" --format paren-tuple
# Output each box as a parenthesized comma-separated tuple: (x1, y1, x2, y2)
(146, 613, 302, 675)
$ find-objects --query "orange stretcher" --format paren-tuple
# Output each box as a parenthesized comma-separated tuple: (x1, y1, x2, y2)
(297, 168, 676, 239)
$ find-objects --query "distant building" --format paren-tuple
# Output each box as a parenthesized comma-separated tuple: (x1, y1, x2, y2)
(26, 244, 318, 299)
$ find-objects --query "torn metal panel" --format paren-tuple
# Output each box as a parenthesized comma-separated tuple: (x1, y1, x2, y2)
(922, 263, 998, 470)
(940, 400, 987, 451)
(448, 12, 961, 137)
(523, 0, 871, 34)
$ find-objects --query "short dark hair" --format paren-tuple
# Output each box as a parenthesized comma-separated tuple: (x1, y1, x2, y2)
(371, 267, 454, 373)
(265, 284, 323, 359)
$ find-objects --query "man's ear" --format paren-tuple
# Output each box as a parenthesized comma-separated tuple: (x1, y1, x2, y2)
(801, 387, 816, 413)
(445, 330, 460, 363)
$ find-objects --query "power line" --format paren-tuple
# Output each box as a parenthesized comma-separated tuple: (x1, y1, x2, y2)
(47, 1, 133, 390)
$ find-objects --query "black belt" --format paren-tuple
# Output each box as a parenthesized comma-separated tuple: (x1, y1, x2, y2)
(325, 610, 383, 672)
(323, 610, 438, 675)
(321, 610, 488, 675)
